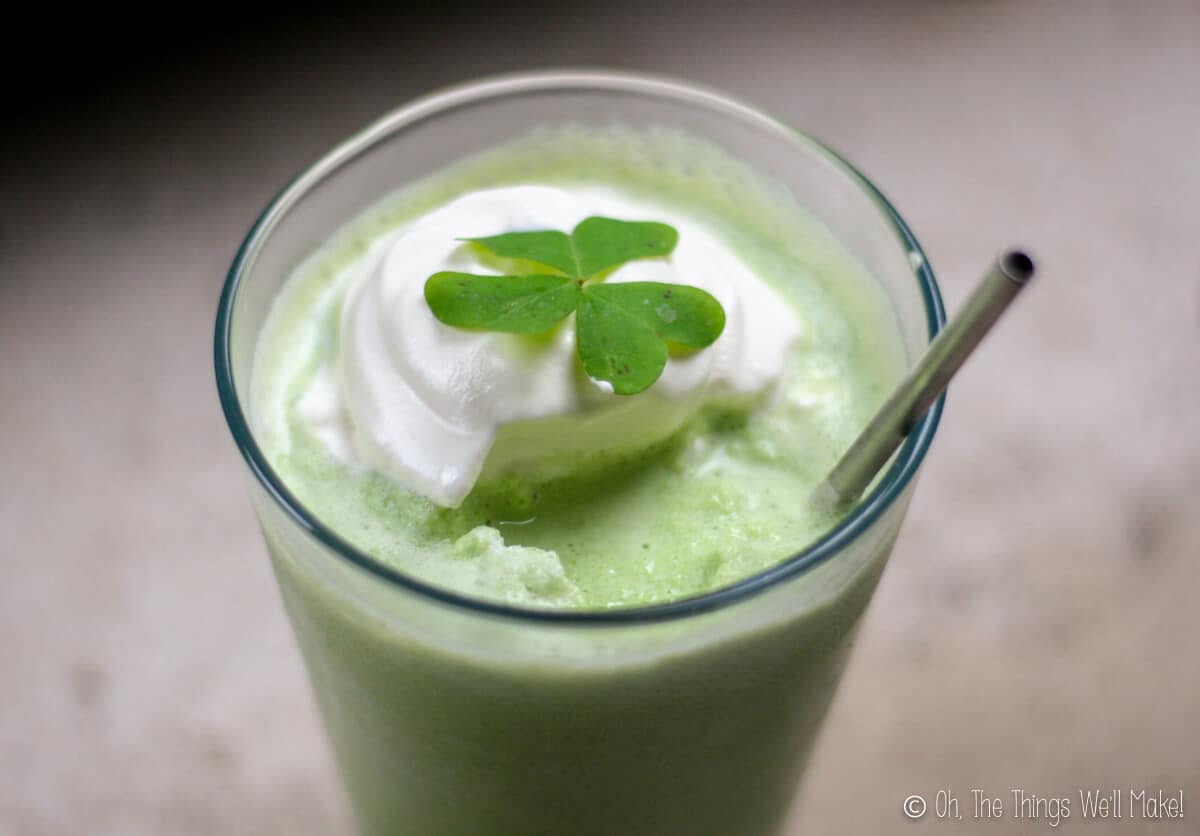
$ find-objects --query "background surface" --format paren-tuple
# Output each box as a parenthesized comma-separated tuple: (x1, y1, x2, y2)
(3, 1, 1198, 833)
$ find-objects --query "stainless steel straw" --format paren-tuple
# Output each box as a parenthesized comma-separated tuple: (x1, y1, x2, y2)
(820, 250, 1036, 506)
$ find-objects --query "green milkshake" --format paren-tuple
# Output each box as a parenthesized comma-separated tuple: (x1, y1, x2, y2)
(216, 72, 943, 836)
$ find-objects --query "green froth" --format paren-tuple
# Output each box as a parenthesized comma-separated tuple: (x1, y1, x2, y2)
(253, 126, 905, 610)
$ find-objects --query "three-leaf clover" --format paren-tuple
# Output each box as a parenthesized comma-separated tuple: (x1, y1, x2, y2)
(424, 217, 726, 395)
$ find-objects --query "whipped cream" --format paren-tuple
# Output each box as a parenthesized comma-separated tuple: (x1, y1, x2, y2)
(296, 185, 801, 507)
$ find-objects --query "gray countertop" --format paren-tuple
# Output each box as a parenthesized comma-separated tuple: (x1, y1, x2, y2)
(2, 1, 1197, 833)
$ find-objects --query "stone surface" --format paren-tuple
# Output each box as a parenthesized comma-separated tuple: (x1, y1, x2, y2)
(2, 1, 1197, 833)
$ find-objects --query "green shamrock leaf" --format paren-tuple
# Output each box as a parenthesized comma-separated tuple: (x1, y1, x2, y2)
(577, 282, 726, 394)
(424, 273, 579, 334)
(424, 216, 725, 395)
(465, 217, 677, 279)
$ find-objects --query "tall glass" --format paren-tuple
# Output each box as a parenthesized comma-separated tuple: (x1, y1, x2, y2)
(215, 71, 944, 836)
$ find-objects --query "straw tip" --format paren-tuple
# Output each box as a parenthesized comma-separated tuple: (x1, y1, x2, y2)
(1000, 249, 1036, 284)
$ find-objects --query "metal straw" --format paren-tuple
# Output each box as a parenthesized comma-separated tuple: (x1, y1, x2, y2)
(820, 249, 1036, 506)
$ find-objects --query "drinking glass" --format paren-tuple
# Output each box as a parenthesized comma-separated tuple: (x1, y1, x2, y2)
(215, 70, 944, 836)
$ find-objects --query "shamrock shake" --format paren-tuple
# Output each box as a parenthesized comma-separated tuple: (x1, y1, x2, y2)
(217, 72, 943, 836)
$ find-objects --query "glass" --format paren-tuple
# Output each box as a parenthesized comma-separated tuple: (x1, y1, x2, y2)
(215, 71, 944, 836)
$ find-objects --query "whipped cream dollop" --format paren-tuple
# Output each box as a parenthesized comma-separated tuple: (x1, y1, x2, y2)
(297, 185, 801, 507)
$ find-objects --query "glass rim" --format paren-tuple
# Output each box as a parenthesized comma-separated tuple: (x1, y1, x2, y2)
(214, 68, 945, 625)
